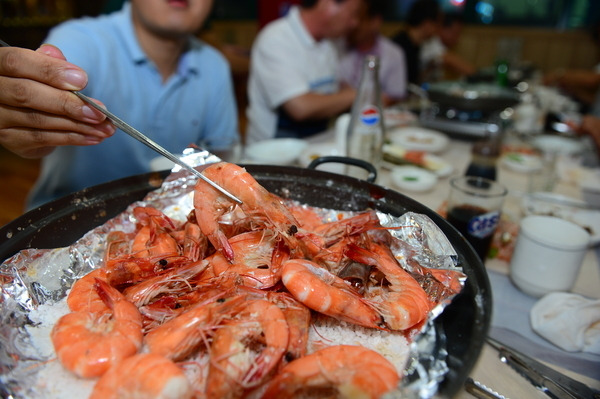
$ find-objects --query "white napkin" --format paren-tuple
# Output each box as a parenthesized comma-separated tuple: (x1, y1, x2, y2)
(530, 292, 600, 354)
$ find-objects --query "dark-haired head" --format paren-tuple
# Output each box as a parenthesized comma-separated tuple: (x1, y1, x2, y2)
(301, 0, 348, 8)
(407, 0, 441, 27)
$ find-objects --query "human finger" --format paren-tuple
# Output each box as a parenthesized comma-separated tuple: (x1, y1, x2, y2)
(0, 103, 116, 139)
(0, 46, 87, 91)
(0, 127, 111, 159)
(36, 44, 67, 61)
(0, 75, 107, 123)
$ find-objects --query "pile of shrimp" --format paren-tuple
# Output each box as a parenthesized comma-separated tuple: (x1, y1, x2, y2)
(50, 162, 464, 399)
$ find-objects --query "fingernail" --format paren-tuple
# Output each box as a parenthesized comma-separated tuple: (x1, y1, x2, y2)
(85, 137, 103, 145)
(98, 123, 116, 136)
(81, 105, 104, 120)
(63, 69, 87, 90)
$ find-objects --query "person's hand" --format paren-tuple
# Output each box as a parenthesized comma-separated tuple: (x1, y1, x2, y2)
(568, 114, 600, 153)
(0, 44, 116, 158)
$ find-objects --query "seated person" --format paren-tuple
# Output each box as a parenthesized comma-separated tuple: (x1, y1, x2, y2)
(338, 0, 407, 106)
(391, 0, 441, 86)
(246, 0, 360, 144)
(0, 0, 240, 209)
(420, 12, 476, 82)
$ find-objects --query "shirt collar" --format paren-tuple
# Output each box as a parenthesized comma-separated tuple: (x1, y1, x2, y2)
(288, 6, 317, 47)
(116, 2, 200, 77)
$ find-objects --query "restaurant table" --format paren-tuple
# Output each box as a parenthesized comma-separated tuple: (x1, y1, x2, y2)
(304, 129, 600, 398)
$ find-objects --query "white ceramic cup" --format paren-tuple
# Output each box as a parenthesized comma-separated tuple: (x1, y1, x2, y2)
(334, 113, 351, 156)
(509, 215, 590, 297)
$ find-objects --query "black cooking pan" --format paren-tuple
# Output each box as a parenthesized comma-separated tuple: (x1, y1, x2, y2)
(427, 81, 520, 112)
(0, 165, 491, 398)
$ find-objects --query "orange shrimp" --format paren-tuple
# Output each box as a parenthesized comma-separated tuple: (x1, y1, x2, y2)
(288, 204, 326, 231)
(104, 230, 133, 263)
(67, 268, 110, 313)
(261, 345, 400, 399)
(144, 293, 246, 362)
(51, 279, 143, 378)
(232, 286, 311, 365)
(90, 353, 193, 399)
(294, 211, 381, 263)
(123, 260, 209, 307)
(131, 226, 180, 259)
(181, 221, 208, 262)
(208, 230, 280, 288)
(193, 162, 298, 262)
(280, 259, 383, 329)
(205, 299, 289, 397)
(130, 206, 180, 259)
(345, 242, 431, 330)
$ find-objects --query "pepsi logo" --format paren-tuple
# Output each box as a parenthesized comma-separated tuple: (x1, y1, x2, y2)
(359, 106, 380, 126)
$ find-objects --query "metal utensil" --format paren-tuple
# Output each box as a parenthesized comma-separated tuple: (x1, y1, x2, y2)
(487, 337, 600, 399)
(465, 377, 508, 399)
(0, 38, 242, 205)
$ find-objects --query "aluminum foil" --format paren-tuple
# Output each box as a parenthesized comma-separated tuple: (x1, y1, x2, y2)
(0, 151, 465, 398)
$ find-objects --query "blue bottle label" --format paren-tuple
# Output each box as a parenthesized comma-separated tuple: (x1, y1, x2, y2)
(468, 211, 500, 238)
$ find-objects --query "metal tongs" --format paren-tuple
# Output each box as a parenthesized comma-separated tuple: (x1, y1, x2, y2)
(486, 337, 600, 399)
(0, 39, 242, 205)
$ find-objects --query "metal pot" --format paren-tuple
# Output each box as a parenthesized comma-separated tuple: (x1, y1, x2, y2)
(0, 165, 491, 398)
(426, 81, 520, 112)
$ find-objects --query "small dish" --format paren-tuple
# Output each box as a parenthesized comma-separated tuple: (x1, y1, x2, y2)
(500, 152, 543, 173)
(521, 192, 600, 246)
(382, 144, 453, 177)
(390, 166, 438, 192)
(388, 126, 449, 153)
(383, 108, 417, 128)
(245, 138, 308, 165)
(531, 135, 584, 156)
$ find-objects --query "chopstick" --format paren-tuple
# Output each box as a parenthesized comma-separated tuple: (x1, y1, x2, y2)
(0, 39, 242, 205)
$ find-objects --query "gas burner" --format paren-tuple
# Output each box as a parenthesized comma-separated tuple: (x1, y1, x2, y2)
(419, 105, 501, 140)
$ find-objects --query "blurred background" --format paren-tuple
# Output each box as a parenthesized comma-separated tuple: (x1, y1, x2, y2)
(1, 0, 600, 226)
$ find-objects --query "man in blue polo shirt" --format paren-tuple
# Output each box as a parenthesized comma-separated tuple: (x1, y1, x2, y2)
(0, 0, 239, 209)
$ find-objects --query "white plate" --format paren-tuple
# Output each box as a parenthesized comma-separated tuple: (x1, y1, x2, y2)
(521, 192, 600, 246)
(500, 152, 543, 173)
(245, 138, 308, 165)
(382, 144, 453, 177)
(298, 142, 345, 174)
(383, 108, 417, 128)
(388, 127, 449, 153)
(390, 166, 438, 192)
(531, 135, 584, 156)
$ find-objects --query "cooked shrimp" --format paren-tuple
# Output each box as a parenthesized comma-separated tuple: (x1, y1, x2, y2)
(67, 268, 110, 313)
(145, 293, 246, 361)
(232, 286, 311, 364)
(208, 230, 280, 288)
(104, 230, 133, 263)
(205, 299, 289, 397)
(131, 226, 180, 259)
(281, 259, 383, 329)
(193, 162, 297, 261)
(261, 345, 400, 399)
(182, 221, 208, 262)
(123, 260, 209, 307)
(105, 254, 189, 287)
(90, 353, 192, 399)
(294, 211, 381, 264)
(51, 279, 143, 378)
(345, 242, 431, 330)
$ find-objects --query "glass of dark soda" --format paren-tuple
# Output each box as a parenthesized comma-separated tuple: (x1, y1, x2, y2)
(446, 176, 508, 260)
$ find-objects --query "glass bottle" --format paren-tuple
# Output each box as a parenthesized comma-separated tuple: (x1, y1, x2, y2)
(465, 127, 501, 181)
(345, 55, 385, 179)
